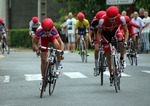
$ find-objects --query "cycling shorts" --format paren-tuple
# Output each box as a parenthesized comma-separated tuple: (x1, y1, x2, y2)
(102, 27, 124, 52)
(0, 29, 7, 37)
(77, 27, 88, 36)
(40, 35, 56, 52)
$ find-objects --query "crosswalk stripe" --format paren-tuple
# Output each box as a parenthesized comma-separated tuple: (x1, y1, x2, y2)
(142, 70, 150, 74)
(104, 71, 131, 77)
(3, 75, 10, 83)
(63, 72, 88, 79)
(24, 74, 42, 81)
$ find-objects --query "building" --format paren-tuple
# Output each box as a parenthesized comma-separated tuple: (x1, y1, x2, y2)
(0, 0, 66, 29)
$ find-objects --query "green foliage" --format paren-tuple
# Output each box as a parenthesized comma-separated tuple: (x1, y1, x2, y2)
(9, 29, 32, 48)
(53, 0, 150, 22)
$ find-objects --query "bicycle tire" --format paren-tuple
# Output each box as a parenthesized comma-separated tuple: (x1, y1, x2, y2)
(83, 40, 87, 63)
(128, 54, 133, 65)
(112, 57, 118, 93)
(40, 61, 50, 98)
(134, 54, 138, 66)
(100, 52, 104, 85)
(49, 63, 57, 95)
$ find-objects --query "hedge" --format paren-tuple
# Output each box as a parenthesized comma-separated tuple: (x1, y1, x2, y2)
(9, 29, 32, 48)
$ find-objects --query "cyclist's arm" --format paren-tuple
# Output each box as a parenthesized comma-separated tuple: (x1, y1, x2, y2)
(74, 27, 77, 36)
(57, 37, 64, 51)
(122, 24, 129, 43)
(33, 38, 39, 51)
(4, 26, 9, 35)
(88, 29, 93, 43)
(97, 28, 102, 44)
(29, 30, 32, 36)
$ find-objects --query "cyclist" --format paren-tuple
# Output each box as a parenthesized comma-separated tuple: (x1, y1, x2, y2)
(75, 12, 90, 56)
(89, 11, 106, 76)
(33, 18, 63, 86)
(97, 6, 129, 84)
(120, 16, 142, 52)
(0, 19, 9, 46)
(29, 17, 41, 51)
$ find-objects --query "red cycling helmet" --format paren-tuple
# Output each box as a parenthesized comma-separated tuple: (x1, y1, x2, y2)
(77, 12, 85, 20)
(96, 11, 106, 20)
(32, 17, 38, 23)
(106, 6, 119, 18)
(0, 19, 3, 23)
(124, 16, 130, 23)
(42, 18, 54, 29)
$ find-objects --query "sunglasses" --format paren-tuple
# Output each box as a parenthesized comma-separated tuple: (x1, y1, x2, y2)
(108, 16, 117, 21)
(43, 29, 51, 32)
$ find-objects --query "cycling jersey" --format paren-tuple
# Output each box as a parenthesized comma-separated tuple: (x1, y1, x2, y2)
(120, 21, 140, 37)
(75, 19, 89, 36)
(0, 23, 5, 31)
(98, 14, 125, 52)
(35, 26, 60, 52)
(75, 19, 89, 29)
(90, 17, 99, 44)
(29, 20, 41, 32)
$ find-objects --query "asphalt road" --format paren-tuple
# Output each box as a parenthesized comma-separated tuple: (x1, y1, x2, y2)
(0, 51, 150, 106)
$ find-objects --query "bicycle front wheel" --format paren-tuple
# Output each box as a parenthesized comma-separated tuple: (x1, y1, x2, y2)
(49, 63, 57, 95)
(40, 62, 50, 98)
(112, 57, 119, 93)
(99, 52, 104, 85)
(134, 54, 138, 66)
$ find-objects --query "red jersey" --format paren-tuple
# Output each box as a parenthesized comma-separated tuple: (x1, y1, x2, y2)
(120, 21, 140, 36)
(98, 14, 126, 32)
(35, 26, 60, 40)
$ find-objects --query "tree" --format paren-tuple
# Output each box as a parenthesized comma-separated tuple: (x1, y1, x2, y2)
(53, 0, 150, 23)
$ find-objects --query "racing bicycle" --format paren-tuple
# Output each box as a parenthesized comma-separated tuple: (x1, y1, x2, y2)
(40, 46, 63, 98)
(98, 40, 107, 86)
(126, 36, 137, 66)
(104, 38, 122, 92)
(78, 32, 87, 63)
(0, 33, 10, 54)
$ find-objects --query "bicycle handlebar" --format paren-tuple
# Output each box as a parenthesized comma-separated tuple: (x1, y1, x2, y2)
(40, 46, 64, 55)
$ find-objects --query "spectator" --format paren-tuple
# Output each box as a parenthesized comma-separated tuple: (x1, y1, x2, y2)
(131, 12, 144, 53)
(142, 10, 150, 53)
(66, 12, 76, 52)
(139, 8, 145, 19)
(130, 13, 134, 19)
(122, 11, 127, 16)
(60, 16, 69, 51)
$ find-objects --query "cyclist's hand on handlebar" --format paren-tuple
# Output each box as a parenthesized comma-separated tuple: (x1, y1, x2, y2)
(36, 50, 41, 56)
(123, 42, 127, 48)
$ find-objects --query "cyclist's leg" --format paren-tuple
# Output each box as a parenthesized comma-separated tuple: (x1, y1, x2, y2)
(131, 35, 136, 51)
(94, 43, 99, 68)
(41, 52, 48, 76)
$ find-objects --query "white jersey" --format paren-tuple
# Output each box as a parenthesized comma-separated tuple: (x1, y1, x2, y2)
(142, 17, 150, 33)
(29, 20, 41, 32)
(67, 18, 76, 34)
(131, 17, 144, 34)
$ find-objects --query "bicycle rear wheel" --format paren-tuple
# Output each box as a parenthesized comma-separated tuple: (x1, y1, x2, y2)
(40, 62, 50, 98)
(128, 54, 133, 65)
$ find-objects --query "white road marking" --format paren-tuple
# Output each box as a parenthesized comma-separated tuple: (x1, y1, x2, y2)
(63, 72, 88, 79)
(104, 71, 131, 77)
(142, 70, 150, 74)
(3, 75, 10, 83)
(24, 74, 42, 81)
